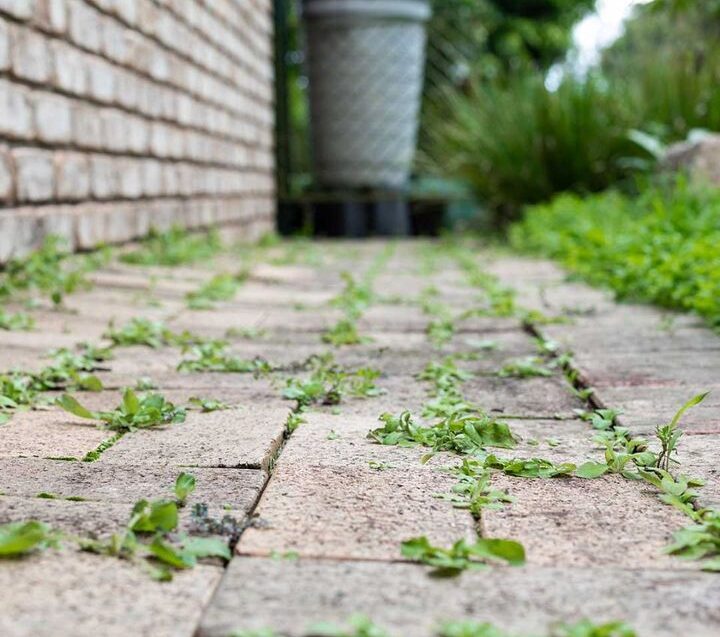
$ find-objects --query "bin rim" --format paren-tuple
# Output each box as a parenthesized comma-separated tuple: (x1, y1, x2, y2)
(303, 0, 431, 22)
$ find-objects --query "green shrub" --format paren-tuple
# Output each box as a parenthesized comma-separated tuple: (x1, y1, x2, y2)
(420, 75, 638, 224)
(509, 177, 720, 328)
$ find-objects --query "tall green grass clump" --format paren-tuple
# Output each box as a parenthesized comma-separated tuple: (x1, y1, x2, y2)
(421, 75, 637, 223)
(509, 177, 720, 328)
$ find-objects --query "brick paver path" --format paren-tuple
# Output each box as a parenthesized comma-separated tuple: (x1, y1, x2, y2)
(2, 238, 719, 636)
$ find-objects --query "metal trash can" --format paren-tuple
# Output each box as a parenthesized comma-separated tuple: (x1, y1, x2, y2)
(303, 0, 431, 190)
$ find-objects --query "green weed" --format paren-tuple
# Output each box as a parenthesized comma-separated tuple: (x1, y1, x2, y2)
(497, 357, 553, 379)
(57, 388, 186, 432)
(80, 474, 230, 580)
(104, 318, 177, 348)
(186, 272, 247, 309)
(401, 536, 525, 576)
(308, 614, 390, 637)
(120, 226, 222, 266)
(511, 179, 720, 329)
(187, 396, 230, 412)
(178, 340, 271, 375)
(0, 520, 60, 556)
(0, 236, 99, 306)
(0, 309, 34, 331)
(369, 411, 517, 456)
(322, 319, 367, 346)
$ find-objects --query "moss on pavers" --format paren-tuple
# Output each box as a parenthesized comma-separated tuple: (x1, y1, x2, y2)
(482, 474, 693, 569)
(197, 557, 720, 637)
(0, 552, 221, 637)
(95, 406, 290, 470)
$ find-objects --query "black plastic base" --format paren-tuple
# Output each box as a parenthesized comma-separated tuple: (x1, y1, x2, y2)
(277, 197, 445, 237)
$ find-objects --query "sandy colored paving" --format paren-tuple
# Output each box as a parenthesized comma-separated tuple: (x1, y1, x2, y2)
(1, 236, 719, 637)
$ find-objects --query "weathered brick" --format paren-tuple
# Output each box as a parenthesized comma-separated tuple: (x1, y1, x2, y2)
(118, 158, 142, 198)
(100, 108, 128, 151)
(87, 57, 115, 101)
(72, 103, 103, 147)
(13, 147, 54, 202)
(33, 92, 72, 143)
(0, 145, 13, 201)
(0, 20, 8, 71)
(68, 0, 102, 52)
(0, 79, 33, 138)
(0, 0, 34, 20)
(54, 151, 90, 200)
(90, 154, 118, 199)
(51, 40, 87, 94)
(34, 0, 67, 33)
(10, 25, 51, 82)
(0, 0, 275, 259)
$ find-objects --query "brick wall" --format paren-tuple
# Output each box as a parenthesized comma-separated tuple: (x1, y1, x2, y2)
(0, 0, 275, 261)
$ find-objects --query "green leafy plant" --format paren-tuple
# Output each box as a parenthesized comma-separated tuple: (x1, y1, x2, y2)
(497, 357, 553, 379)
(322, 319, 367, 347)
(437, 459, 514, 516)
(438, 620, 636, 637)
(427, 318, 455, 347)
(574, 392, 708, 482)
(120, 226, 222, 266)
(369, 411, 517, 456)
(282, 355, 382, 409)
(0, 309, 34, 331)
(308, 614, 390, 637)
(330, 272, 373, 320)
(104, 318, 177, 348)
(178, 340, 271, 375)
(0, 521, 59, 556)
(187, 396, 230, 412)
(226, 327, 268, 340)
(484, 455, 576, 479)
(81, 474, 230, 580)
(511, 179, 720, 329)
(0, 373, 39, 422)
(401, 536, 525, 576)
(174, 472, 196, 506)
(57, 388, 186, 432)
(186, 272, 247, 309)
(0, 235, 98, 305)
(655, 392, 708, 472)
(665, 509, 720, 571)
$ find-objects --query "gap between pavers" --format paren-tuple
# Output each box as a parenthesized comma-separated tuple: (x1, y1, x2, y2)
(0, 552, 222, 637)
(197, 556, 720, 637)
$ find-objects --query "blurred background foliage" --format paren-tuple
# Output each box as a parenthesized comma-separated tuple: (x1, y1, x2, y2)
(281, 0, 720, 226)
(420, 0, 720, 225)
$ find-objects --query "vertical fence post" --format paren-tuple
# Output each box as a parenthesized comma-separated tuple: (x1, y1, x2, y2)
(273, 0, 291, 200)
